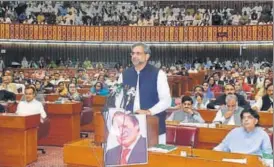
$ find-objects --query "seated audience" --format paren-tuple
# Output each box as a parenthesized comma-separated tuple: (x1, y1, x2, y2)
(234, 81, 248, 100)
(207, 84, 250, 109)
(208, 77, 222, 93)
(16, 86, 47, 123)
(192, 85, 210, 109)
(0, 76, 18, 94)
(67, 83, 82, 101)
(166, 96, 205, 123)
(213, 108, 272, 156)
(202, 82, 215, 99)
(56, 81, 68, 97)
(90, 82, 109, 96)
(213, 95, 244, 125)
(252, 84, 273, 112)
(255, 78, 272, 101)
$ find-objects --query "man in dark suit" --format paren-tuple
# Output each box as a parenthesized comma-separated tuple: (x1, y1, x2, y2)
(105, 112, 147, 166)
(207, 84, 250, 109)
(246, 71, 258, 85)
(213, 72, 224, 86)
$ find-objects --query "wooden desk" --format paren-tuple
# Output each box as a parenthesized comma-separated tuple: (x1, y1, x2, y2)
(166, 122, 273, 149)
(81, 96, 106, 133)
(16, 94, 23, 101)
(38, 102, 82, 146)
(45, 94, 60, 102)
(77, 88, 90, 94)
(64, 139, 263, 167)
(196, 109, 273, 128)
(0, 113, 40, 167)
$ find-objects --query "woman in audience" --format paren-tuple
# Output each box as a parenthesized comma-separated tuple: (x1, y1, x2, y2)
(90, 82, 109, 96)
(97, 75, 108, 88)
(67, 83, 82, 101)
(56, 81, 68, 97)
(208, 76, 222, 93)
(255, 78, 272, 101)
(202, 82, 215, 99)
(35, 80, 44, 94)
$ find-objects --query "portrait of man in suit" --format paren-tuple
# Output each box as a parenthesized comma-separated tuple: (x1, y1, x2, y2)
(105, 111, 147, 166)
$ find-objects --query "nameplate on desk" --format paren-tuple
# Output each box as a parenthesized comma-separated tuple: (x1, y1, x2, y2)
(179, 122, 208, 127)
(222, 158, 247, 164)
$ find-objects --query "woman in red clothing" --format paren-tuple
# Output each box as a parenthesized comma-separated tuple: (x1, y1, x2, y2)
(208, 77, 222, 93)
(237, 76, 252, 92)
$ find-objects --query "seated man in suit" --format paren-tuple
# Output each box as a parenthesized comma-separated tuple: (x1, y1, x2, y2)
(207, 84, 250, 109)
(213, 94, 244, 126)
(167, 96, 205, 123)
(16, 86, 47, 123)
(252, 84, 273, 113)
(213, 108, 272, 156)
(106, 111, 147, 166)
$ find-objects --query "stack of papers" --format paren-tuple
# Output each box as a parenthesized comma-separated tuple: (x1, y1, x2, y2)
(148, 144, 177, 153)
(222, 158, 247, 164)
(179, 122, 208, 127)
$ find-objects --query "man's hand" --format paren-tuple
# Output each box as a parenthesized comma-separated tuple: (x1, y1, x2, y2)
(267, 108, 273, 113)
(135, 110, 151, 115)
(184, 108, 194, 115)
(224, 110, 234, 119)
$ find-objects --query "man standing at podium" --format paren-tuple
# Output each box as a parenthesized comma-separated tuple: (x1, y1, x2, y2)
(116, 42, 171, 144)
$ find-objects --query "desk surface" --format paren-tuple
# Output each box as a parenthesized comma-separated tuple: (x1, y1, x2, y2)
(64, 139, 264, 167)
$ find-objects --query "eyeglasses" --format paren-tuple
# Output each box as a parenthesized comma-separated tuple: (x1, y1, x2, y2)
(130, 52, 145, 56)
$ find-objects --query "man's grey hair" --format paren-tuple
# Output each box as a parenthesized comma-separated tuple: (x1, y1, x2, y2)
(131, 42, 151, 56)
(225, 94, 238, 104)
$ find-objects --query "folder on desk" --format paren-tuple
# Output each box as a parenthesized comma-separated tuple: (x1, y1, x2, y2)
(148, 144, 177, 153)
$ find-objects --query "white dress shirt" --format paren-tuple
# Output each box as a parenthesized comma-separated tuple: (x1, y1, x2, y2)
(16, 99, 47, 123)
(213, 110, 235, 125)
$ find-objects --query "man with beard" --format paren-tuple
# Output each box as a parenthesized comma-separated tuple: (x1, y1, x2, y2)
(207, 84, 250, 109)
(115, 42, 171, 144)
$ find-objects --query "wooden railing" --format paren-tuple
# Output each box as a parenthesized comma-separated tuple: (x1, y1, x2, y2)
(0, 24, 272, 42)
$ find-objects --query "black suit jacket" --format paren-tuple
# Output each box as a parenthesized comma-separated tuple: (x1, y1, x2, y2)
(207, 93, 250, 109)
(247, 76, 257, 85)
(105, 136, 147, 166)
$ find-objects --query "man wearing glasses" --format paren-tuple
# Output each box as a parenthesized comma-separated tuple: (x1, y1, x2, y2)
(207, 84, 250, 110)
(115, 42, 171, 144)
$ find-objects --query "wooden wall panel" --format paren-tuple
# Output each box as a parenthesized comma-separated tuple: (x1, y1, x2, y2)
(160, 27, 165, 42)
(136, 27, 141, 41)
(81, 26, 86, 41)
(38, 25, 43, 40)
(164, 27, 169, 42)
(33, 25, 38, 40)
(71, 26, 76, 41)
(155, 26, 160, 41)
(43, 25, 48, 40)
(141, 27, 146, 41)
(47, 25, 52, 40)
(150, 27, 156, 41)
(267, 25, 272, 41)
(0, 24, 271, 42)
(122, 27, 127, 41)
(0, 24, 5, 39)
(5, 24, 9, 39)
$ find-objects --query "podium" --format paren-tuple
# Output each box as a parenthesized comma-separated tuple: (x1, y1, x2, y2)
(0, 113, 40, 167)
